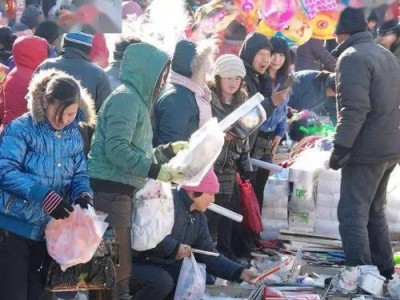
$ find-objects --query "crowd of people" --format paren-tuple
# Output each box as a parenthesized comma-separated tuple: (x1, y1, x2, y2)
(0, 1, 400, 300)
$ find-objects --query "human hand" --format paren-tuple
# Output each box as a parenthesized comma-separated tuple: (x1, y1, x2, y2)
(43, 191, 74, 219)
(271, 136, 282, 156)
(157, 164, 184, 182)
(74, 193, 93, 209)
(240, 269, 259, 284)
(271, 89, 289, 106)
(329, 145, 351, 170)
(175, 244, 192, 260)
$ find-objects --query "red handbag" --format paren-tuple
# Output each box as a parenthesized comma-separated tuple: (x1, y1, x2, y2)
(236, 174, 263, 234)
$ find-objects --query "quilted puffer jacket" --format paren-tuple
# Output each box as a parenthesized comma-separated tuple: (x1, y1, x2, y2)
(0, 69, 95, 241)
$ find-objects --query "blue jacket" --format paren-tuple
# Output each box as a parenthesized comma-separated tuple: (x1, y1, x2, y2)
(0, 69, 95, 241)
(259, 79, 288, 137)
(132, 189, 244, 282)
(289, 70, 337, 125)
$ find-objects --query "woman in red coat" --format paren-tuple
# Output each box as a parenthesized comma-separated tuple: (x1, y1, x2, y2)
(0, 35, 48, 131)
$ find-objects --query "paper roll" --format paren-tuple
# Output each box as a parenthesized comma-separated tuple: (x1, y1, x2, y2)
(208, 203, 243, 222)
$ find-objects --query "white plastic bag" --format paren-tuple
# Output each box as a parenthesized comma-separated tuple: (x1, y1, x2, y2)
(45, 205, 108, 271)
(169, 118, 225, 186)
(174, 255, 206, 300)
(131, 179, 174, 251)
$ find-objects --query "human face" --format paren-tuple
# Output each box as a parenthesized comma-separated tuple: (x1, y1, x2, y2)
(269, 53, 286, 73)
(377, 33, 397, 49)
(191, 192, 215, 212)
(252, 48, 271, 74)
(220, 76, 242, 98)
(45, 102, 79, 130)
(335, 33, 349, 44)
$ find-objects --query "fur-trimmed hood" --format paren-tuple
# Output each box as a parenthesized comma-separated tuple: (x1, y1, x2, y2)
(27, 69, 96, 126)
(171, 39, 215, 81)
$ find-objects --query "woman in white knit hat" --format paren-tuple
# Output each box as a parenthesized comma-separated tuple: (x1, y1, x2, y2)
(206, 54, 253, 260)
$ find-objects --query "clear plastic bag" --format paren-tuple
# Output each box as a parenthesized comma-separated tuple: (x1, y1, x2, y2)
(131, 179, 174, 251)
(45, 205, 109, 271)
(169, 118, 225, 186)
(174, 255, 206, 300)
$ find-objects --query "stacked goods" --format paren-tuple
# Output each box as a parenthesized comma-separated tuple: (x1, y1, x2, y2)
(314, 168, 341, 238)
(262, 169, 290, 231)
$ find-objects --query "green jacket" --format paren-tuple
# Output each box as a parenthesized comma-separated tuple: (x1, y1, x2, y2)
(88, 43, 170, 189)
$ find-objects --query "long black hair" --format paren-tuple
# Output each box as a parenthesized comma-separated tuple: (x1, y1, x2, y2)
(269, 37, 291, 84)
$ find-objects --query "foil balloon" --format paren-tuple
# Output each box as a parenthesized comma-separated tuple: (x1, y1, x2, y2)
(234, 0, 261, 32)
(279, 10, 313, 46)
(255, 20, 277, 38)
(194, 0, 238, 34)
(311, 11, 339, 40)
(301, 0, 337, 19)
(261, 0, 299, 30)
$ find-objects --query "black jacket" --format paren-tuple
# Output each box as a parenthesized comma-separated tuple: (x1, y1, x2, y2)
(132, 189, 244, 282)
(332, 31, 400, 163)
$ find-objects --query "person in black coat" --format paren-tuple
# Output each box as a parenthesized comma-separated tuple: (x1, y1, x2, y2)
(130, 169, 258, 300)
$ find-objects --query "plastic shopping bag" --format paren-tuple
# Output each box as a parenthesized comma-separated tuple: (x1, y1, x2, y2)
(169, 117, 225, 186)
(45, 205, 109, 271)
(131, 179, 174, 251)
(174, 255, 206, 300)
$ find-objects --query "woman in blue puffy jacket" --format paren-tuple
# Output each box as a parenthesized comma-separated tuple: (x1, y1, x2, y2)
(0, 68, 95, 300)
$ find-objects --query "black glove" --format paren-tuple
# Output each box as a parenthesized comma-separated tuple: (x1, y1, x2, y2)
(329, 144, 351, 170)
(42, 191, 74, 219)
(74, 194, 93, 209)
(240, 171, 253, 182)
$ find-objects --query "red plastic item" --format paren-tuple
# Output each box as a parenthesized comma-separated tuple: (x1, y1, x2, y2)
(236, 174, 263, 234)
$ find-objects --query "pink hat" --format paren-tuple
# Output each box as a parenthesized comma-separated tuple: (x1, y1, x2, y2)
(122, 1, 143, 19)
(183, 169, 220, 194)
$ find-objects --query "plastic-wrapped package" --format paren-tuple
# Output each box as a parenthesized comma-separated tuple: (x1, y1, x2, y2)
(131, 179, 174, 251)
(174, 255, 206, 300)
(169, 118, 225, 186)
(45, 206, 109, 271)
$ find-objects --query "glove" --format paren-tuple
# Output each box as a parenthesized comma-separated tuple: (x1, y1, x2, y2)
(74, 193, 93, 209)
(157, 164, 184, 183)
(329, 145, 351, 170)
(170, 141, 189, 154)
(240, 171, 253, 182)
(42, 191, 74, 219)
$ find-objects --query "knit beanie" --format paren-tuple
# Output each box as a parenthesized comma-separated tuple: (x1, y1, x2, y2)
(335, 7, 367, 35)
(172, 39, 197, 77)
(63, 32, 93, 55)
(223, 20, 247, 44)
(122, 1, 143, 19)
(214, 54, 246, 78)
(20, 4, 44, 29)
(183, 168, 220, 194)
(378, 19, 400, 36)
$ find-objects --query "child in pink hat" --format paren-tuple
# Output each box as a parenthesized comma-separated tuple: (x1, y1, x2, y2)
(130, 169, 258, 299)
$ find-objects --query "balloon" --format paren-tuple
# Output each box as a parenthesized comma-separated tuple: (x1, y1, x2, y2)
(255, 20, 277, 37)
(311, 11, 339, 40)
(279, 10, 313, 46)
(301, 0, 337, 19)
(261, 0, 299, 30)
(234, 0, 261, 32)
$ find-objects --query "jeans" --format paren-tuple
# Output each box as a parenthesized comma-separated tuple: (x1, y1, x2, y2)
(338, 159, 399, 274)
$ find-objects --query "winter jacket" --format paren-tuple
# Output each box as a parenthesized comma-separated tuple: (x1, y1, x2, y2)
(132, 188, 244, 281)
(295, 38, 336, 72)
(89, 33, 109, 69)
(37, 47, 112, 112)
(152, 41, 204, 146)
(88, 43, 170, 190)
(0, 36, 48, 129)
(0, 70, 95, 241)
(210, 88, 252, 194)
(239, 32, 275, 119)
(332, 31, 400, 163)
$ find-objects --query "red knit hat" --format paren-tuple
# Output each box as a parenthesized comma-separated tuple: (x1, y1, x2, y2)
(183, 169, 220, 194)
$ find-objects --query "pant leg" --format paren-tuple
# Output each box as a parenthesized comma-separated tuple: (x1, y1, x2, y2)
(214, 193, 236, 260)
(368, 161, 398, 273)
(130, 263, 174, 300)
(92, 192, 133, 298)
(338, 160, 396, 268)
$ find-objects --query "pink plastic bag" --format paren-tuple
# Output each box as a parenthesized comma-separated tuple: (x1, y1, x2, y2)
(45, 205, 108, 271)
